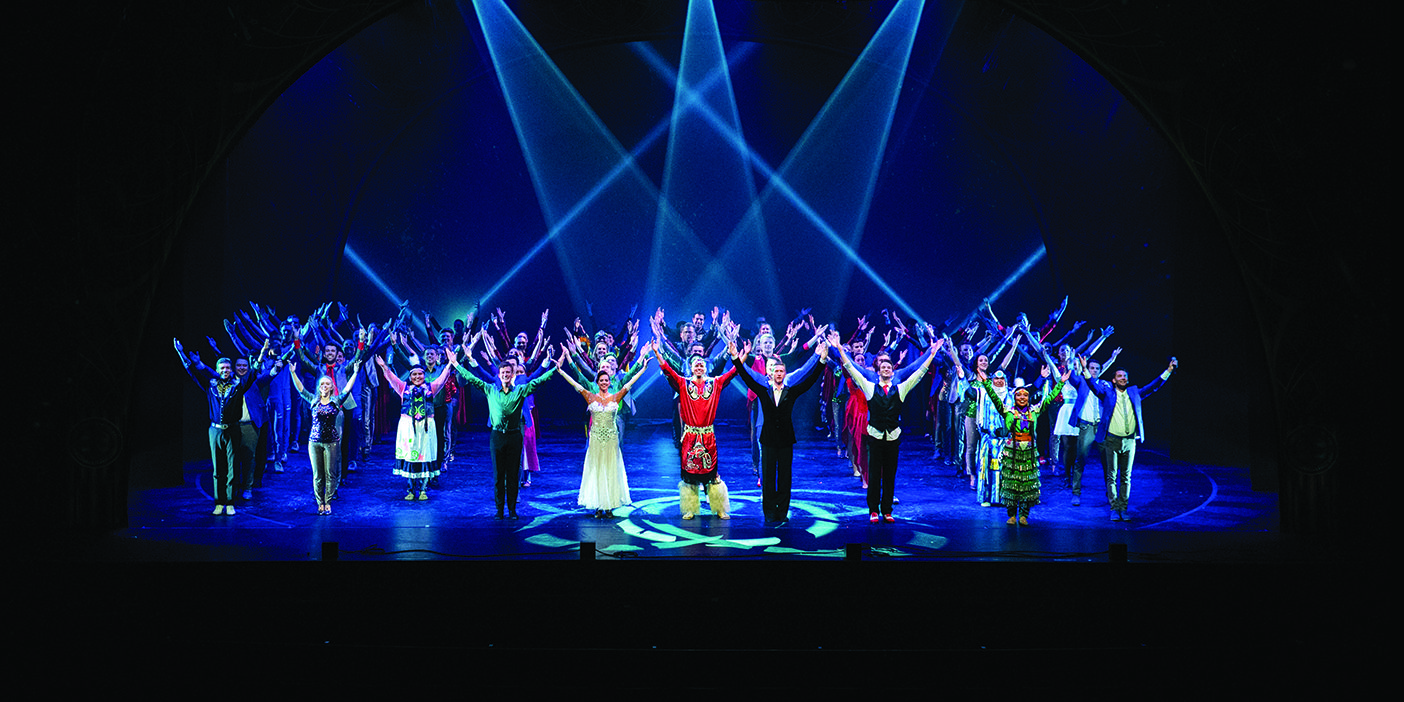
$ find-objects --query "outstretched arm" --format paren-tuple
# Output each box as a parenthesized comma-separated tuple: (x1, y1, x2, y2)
(609, 356, 651, 402)
(288, 361, 308, 396)
(375, 355, 407, 397)
(555, 350, 588, 397)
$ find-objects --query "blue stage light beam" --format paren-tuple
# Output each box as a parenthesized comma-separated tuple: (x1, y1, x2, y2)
(985, 244, 1047, 305)
(478, 43, 760, 307)
(343, 244, 400, 306)
(648, 0, 783, 317)
(632, 0, 938, 325)
(755, 0, 930, 320)
(633, 40, 923, 323)
(343, 243, 430, 334)
(468, 0, 766, 317)
(469, 0, 662, 313)
(470, 28, 759, 309)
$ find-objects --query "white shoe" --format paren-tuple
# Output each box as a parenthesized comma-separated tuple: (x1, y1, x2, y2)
(212, 505, 225, 515)
(225, 505, 237, 515)
(682, 512, 695, 520)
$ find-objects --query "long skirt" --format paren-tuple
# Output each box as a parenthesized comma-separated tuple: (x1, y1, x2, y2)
(393, 415, 440, 479)
(999, 439, 1041, 506)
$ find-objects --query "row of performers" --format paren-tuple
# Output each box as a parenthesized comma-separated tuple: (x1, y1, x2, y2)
(177, 298, 1175, 523)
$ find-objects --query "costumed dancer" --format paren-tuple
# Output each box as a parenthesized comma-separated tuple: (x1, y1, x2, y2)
(451, 340, 557, 520)
(557, 349, 650, 518)
(651, 338, 738, 520)
(374, 353, 452, 501)
(973, 369, 1011, 507)
(175, 338, 268, 515)
(982, 363, 1069, 525)
(289, 360, 362, 514)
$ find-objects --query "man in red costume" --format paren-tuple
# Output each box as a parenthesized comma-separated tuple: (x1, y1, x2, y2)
(651, 338, 738, 519)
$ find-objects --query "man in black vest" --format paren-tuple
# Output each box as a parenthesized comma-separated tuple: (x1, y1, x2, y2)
(729, 338, 831, 526)
(833, 329, 948, 522)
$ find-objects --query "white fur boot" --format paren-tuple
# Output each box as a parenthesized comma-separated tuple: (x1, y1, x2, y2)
(705, 479, 731, 519)
(679, 481, 700, 519)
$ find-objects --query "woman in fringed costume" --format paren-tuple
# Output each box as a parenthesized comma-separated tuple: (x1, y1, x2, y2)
(375, 353, 453, 501)
(982, 364, 1069, 525)
(973, 369, 1010, 507)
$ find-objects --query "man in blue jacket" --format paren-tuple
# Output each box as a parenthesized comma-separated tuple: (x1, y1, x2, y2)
(1083, 356, 1178, 521)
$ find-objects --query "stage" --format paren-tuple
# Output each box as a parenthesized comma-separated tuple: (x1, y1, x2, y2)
(32, 423, 1357, 692)
(107, 419, 1282, 563)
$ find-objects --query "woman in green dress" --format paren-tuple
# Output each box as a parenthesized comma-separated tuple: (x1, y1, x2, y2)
(982, 363, 1071, 525)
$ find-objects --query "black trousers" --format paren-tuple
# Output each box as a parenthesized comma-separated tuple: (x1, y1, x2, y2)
(208, 425, 238, 505)
(866, 436, 900, 514)
(759, 443, 794, 522)
(490, 430, 523, 511)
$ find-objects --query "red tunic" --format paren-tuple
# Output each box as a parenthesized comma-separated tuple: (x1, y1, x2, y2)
(659, 358, 738, 484)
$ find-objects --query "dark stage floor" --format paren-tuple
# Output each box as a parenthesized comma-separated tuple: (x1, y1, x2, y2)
(32, 422, 1363, 692)
(107, 419, 1285, 563)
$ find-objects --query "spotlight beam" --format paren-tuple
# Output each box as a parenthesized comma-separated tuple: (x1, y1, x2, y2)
(985, 244, 1047, 305)
(470, 0, 760, 308)
(648, 0, 783, 317)
(631, 0, 931, 323)
(343, 244, 425, 333)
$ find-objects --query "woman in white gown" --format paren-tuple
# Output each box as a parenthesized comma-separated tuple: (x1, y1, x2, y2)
(556, 350, 650, 518)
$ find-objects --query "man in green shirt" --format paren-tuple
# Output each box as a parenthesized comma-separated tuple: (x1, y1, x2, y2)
(451, 351, 556, 519)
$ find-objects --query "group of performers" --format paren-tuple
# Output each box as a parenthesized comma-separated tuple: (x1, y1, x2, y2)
(175, 295, 1176, 525)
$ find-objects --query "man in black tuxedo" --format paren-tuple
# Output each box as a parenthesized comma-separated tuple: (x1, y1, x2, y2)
(729, 338, 830, 526)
